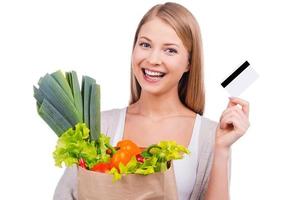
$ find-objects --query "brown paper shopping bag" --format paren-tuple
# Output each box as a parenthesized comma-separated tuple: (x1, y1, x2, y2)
(77, 162, 178, 200)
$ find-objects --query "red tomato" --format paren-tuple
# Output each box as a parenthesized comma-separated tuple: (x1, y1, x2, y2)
(111, 149, 132, 170)
(91, 162, 113, 173)
(117, 140, 141, 156)
(78, 158, 87, 169)
(136, 154, 144, 163)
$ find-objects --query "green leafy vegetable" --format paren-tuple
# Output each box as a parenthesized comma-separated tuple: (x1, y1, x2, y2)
(53, 123, 110, 169)
(38, 99, 72, 137)
(66, 71, 83, 122)
(52, 122, 190, 182)
(34, 70, 101, 139)
(51, 70, 74, 103)
(38, 74, 81, 126)
(97, 132, 112, 163)
(89, 84, 100, 141)
(81, 76, 96, 128)
(108, 141, 190, 182)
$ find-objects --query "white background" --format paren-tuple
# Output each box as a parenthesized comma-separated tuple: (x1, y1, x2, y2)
(0, 0, 299, 199)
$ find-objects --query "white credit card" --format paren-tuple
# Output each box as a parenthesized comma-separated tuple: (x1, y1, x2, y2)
(221, 61, 259, 97)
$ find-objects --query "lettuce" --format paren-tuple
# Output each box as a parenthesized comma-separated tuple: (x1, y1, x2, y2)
(97, 133, 112, 163)
(53, 123, 110, 169)
(53, 122, 190, 182)
(108, 141, 190, 182)
(142, 141, 190, 172)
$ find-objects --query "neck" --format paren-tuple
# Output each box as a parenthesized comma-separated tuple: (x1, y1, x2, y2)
(132, 86, 186, 118)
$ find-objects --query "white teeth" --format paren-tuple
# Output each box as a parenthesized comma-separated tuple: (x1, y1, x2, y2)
(144, 69, 164, 76)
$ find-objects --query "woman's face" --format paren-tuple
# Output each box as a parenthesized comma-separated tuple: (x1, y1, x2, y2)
(132, 17, 190, 96)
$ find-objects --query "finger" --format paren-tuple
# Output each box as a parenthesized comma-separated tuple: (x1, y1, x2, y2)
(220, 107, 237, 126)
(220, 113, 237, 129)
(226, 99, 236, 108)
(220, 115, 236, 130)
(220, 103, 250, 130)
(226, 98, 243, 110)
(229, 97, 249, 117)
(227, 107, 248, 122)
(220, 112, 248, 130)
(221, 106, 247, 124)
(221, 112, 247, 128)
(222, 116, 247, 134)
(222, 105, 243, 116)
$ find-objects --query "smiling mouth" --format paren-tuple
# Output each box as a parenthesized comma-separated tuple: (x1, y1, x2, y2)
(142, 68, 166, 78)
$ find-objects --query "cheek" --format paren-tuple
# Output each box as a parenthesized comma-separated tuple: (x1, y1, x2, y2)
(164, 56, 188, 75)
(132, 47, 147, 68)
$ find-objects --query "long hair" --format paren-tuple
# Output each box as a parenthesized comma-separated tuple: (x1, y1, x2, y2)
(129, 2, 205, 115)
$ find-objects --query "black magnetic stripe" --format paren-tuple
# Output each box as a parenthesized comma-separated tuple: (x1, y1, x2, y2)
(221, 61, 250, 88)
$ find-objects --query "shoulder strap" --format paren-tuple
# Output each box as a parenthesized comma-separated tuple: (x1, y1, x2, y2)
(101, 108, 123, 139)
(190, 117, 218, 200)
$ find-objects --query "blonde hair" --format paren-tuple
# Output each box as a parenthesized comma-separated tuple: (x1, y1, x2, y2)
(129, 2, 205, 115)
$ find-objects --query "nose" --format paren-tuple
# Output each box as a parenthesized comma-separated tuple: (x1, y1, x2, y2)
(147, 49, 162, 65)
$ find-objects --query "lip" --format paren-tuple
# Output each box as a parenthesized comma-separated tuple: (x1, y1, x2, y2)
(142, 68, 166, 74)
(143, 73, 163, 83)
(141, 68, 166, 84)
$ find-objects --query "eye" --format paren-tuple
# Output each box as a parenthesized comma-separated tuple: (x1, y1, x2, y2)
(139, 42, 151, 48)
(165, 48, 178, 55)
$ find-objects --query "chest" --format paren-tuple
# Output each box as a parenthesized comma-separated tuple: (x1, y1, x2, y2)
(122, 115, 197, 148)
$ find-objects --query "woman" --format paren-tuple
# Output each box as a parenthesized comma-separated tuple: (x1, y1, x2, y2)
(54, 2, 250, 200)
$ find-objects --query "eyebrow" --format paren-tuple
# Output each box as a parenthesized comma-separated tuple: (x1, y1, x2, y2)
(139, 36, 180, 48)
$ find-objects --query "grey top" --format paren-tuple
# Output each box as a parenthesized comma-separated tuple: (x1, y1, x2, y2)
(53, 108, 228, 200)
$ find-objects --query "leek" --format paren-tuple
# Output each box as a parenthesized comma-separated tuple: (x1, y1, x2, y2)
(66, 71, 83, 122)
(81, 76, 96, 128)
(89, 84, 100, 141)
(38, 74, 81, 126)
(38, 99, 72, 136)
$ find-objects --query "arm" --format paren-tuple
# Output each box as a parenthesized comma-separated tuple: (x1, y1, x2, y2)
(53, 165, 78, 200)
(205, 148, 230, 200)
(205, 97, 249, 200)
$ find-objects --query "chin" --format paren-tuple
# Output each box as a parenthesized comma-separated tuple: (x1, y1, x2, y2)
(139, 84, 163, 96)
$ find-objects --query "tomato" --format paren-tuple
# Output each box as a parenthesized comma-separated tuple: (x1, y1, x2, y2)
(79, 158, 87, 169)
(136, 154, 144, 163)
(111, 149, 132, 170)
(91, 162, 113, 173)
(117, 140, 141, 156)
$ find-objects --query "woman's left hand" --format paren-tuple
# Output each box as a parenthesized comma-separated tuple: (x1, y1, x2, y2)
(215, 97, 250, 150)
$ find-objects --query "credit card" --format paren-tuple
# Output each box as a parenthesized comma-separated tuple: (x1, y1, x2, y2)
(221, 61, 259, 97)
